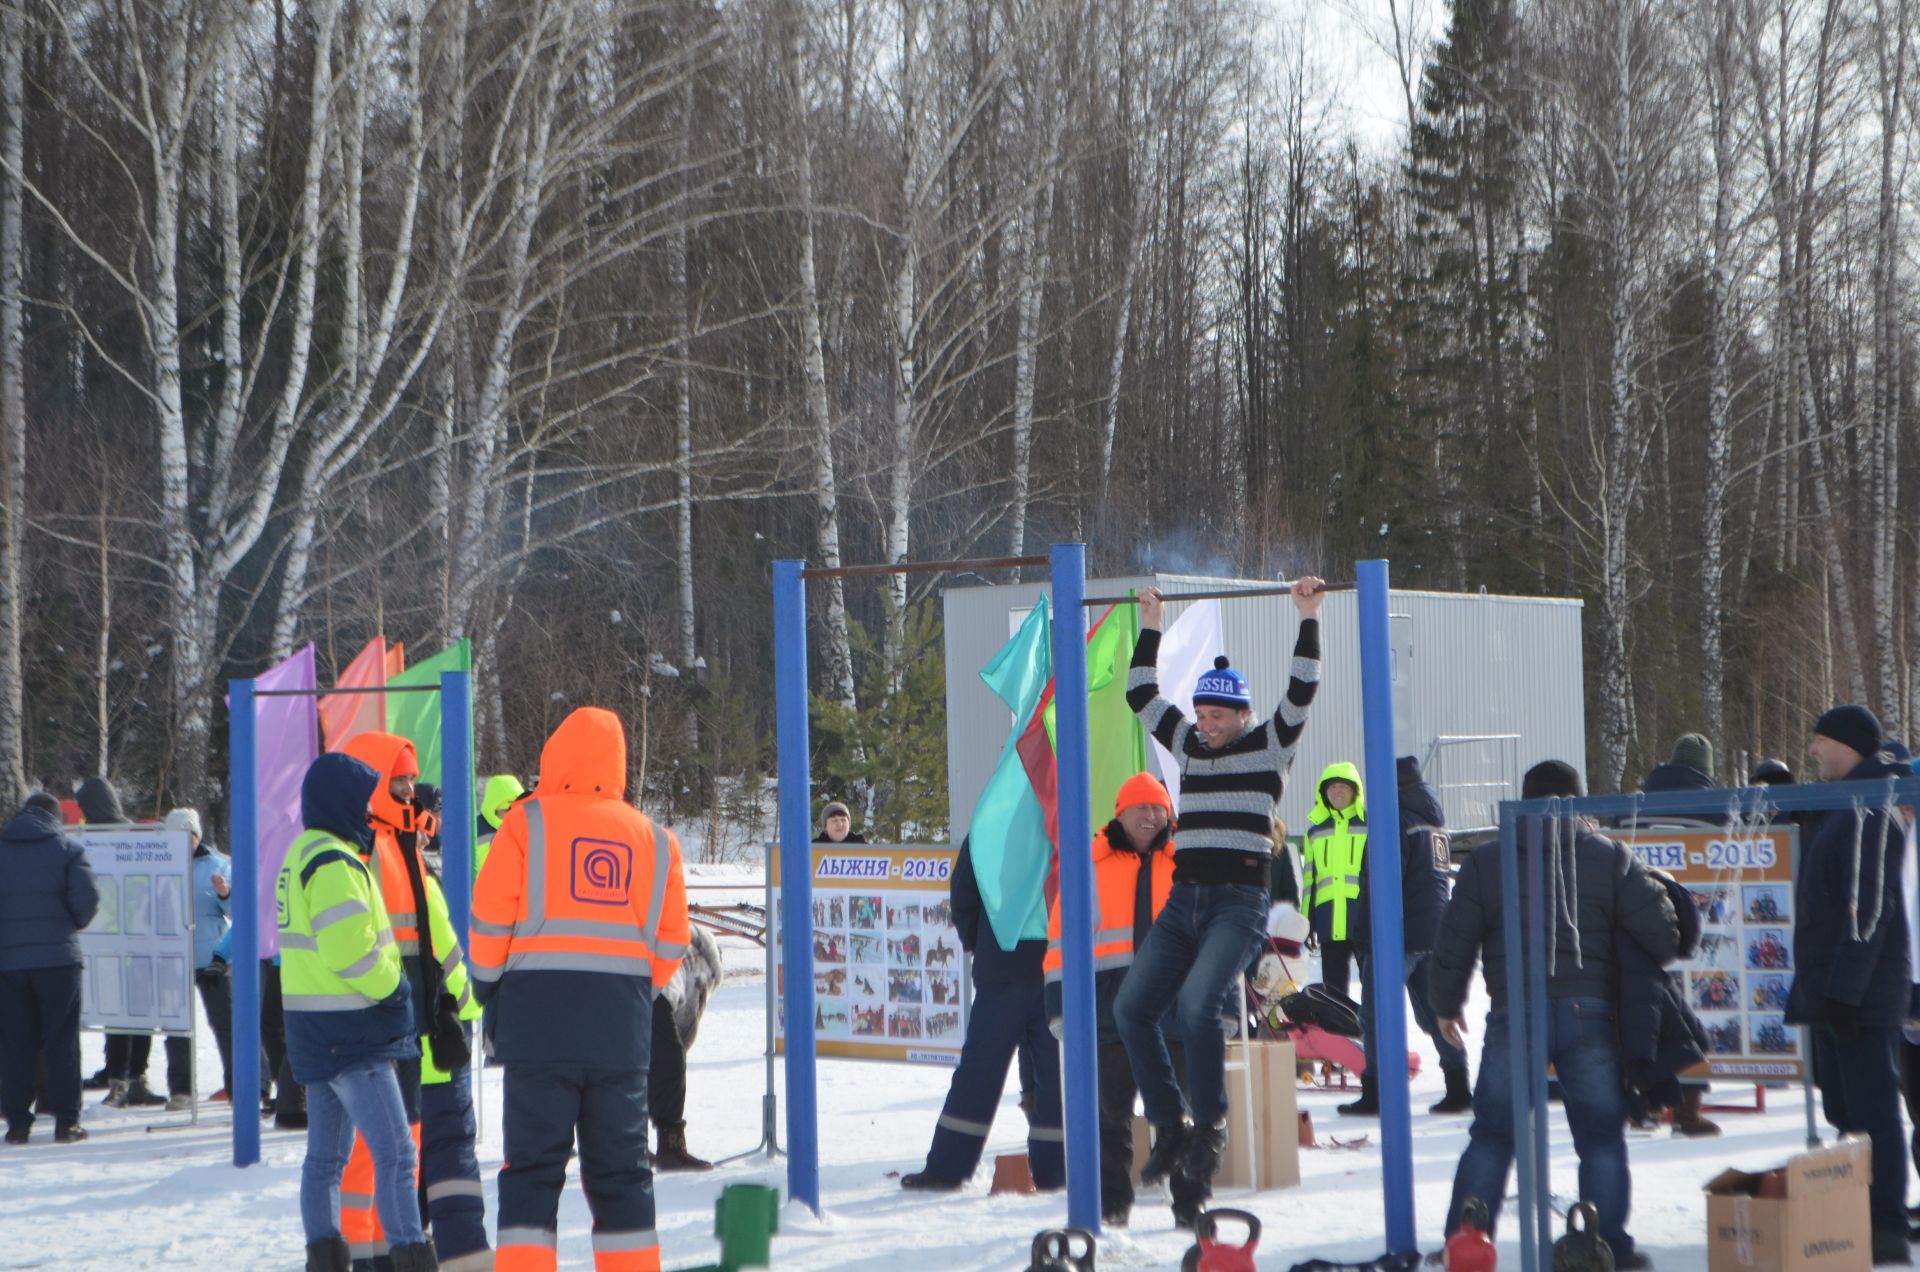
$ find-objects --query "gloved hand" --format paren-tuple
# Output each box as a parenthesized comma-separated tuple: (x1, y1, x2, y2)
(1048, 1017, 1064, 1041)
(1822, 997, 1860, 1038)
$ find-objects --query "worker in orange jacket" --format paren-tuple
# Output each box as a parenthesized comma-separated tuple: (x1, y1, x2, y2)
(1043, 771, 1180, 1228)
(471, 707, 689, 1272)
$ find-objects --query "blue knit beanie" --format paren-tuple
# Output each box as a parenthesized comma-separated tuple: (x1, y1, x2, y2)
(1192, 656, 1251, 709)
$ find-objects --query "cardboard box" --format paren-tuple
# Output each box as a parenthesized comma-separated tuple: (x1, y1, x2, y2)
(1129, 1039, 1300, 1192)
(1704, 1136, 1871, 1272)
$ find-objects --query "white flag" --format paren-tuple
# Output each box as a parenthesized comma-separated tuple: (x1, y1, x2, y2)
(1145, 598, 1223, 813)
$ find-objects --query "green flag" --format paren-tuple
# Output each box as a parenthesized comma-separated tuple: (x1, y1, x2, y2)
(389, 640, 471, 785)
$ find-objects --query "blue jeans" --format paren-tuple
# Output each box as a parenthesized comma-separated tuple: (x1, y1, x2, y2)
(1358, 951, 1469, 1076)
(1445, 999, 1633, 1259)
(1113, 881, 1269, 1125)
(301, 1059, 424, 1247)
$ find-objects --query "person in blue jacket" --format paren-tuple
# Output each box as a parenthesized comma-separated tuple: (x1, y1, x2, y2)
(159, 808, 246, 1110)
(0, 791, 101, 1143)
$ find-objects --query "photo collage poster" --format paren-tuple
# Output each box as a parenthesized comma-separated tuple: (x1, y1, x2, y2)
(772, 844, 967, 1064)
(1619, 825, 1802, 1080)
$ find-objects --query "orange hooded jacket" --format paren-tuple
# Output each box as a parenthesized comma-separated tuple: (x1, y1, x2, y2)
(469, 707, 688, 1067)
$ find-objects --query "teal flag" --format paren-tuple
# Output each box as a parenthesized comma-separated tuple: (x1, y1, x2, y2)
(970, 599, 1054, 951)
(389, 640, 471, 785)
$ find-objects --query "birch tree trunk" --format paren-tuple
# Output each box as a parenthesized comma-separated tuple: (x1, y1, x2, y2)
(1005, 154, 1058, 580)
(1699, 0, 1737, 754)
(0, 0, 27, 802)
(672, 77, 697, 672)
(787, 14, 856, 710)
(884, 0, 926, 688)
(1869, 0, 1906, 730)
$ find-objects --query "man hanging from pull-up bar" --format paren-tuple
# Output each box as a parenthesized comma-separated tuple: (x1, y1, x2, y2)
(1113, 575, 1325, 1228)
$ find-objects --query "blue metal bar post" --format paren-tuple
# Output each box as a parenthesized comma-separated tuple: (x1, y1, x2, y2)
(228, 678, 261, 1168)
(1356, 559, 1415, 1252)
(1526, 814, 1551, 1260)
(1050, 544, 1102, 1234)
(773, 560, 821, 1214)
(439, 671, 476, 945)
(1498, 803, 1536, 1272)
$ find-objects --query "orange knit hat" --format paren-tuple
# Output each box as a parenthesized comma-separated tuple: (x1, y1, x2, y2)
(1114, 771, 1174, 818)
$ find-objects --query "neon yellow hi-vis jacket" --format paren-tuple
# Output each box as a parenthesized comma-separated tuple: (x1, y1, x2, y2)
(1302, 760, 1368, 944)
(474, 774, 526, 876)
(276, 827, 415, 1081)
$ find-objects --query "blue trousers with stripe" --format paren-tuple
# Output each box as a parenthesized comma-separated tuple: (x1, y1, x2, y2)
(419, 1066, 489, 1267)
(499, 1063, 655, 1254)
(921, 979, 1063, 1187)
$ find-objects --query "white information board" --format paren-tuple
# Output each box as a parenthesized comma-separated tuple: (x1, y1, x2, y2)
(74, 827, 195, 1035)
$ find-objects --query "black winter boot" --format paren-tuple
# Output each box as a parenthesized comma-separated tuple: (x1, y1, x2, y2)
(1430, 1068, 1473, 1115)
(388, 1244, 440, 1272)
(1339, 1070, 1379, 1117)
(305, 1238, 351, 1272)
(1673, 1086, 1721, 1137)
(1139, 1120, 1190, 1187)
(1179, 1120, 1228, 1183)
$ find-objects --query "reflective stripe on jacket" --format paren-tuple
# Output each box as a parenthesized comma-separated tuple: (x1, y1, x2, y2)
(1042, 821, 1175, 1041)
(1304, 760, 1367, 943)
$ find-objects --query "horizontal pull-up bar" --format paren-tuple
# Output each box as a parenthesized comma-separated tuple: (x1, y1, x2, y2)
(801, 554, 1046, 580)
(1082, 580, 1356, 607)
(248, 684, 443, 698)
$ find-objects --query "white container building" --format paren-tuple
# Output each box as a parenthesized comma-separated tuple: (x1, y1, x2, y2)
(941, 574, 1587, 844)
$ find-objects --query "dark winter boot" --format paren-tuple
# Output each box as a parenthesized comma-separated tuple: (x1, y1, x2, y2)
(1139, 1120, 1190, 1187)
(900, 1169, 963, 1192)
(1179, 1120, 1228, 1184)
(82, 1066, 110, 1091)
(305, 1237, 351, 1272)
(53, 1122, 86, 1143)
(123, 1078, 166, 1107)
(653, 1123, 714, 1172)
(103, 1079, 129, 1107)
(1430, 1068, 1473, 1115)
(387, 1244, 439, 1272)
(1673, 1087, 1722, 1138)
(1872, 1227, 1913, 1266)
(1339, 1070, 1380, 1117)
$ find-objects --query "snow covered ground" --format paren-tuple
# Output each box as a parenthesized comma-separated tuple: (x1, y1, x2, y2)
(0, 883, 1846, 1270)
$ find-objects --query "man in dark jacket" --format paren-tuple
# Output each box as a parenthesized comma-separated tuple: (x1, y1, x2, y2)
(1616, 871, 1714, 1134)
(1792, 705, 1912, 1265)
(901, 835, 1064, 1192)
(1431, 760, 1678, 1268)
(1640, 734, 1716, 794)
(1337, 756, 1467, 1117)
(0, 792, 100, 1144)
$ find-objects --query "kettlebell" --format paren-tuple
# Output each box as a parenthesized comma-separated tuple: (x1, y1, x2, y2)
(1029, 1226, 1096, 1272)
(1550, 1202, 1614, 1272)
(1179, 1209, 1262, 1272)
(1444, 1197, 1497, 1272)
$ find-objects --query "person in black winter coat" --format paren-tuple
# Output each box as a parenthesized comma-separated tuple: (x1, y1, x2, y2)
(900, 837, 1063, 1191)
(1640, 734, 1716, 795)
(1339, 756, 1470, 1117)
(1616, 870, 1713, 1133)
(1792, 705, 1912, 1264)
(1431, 760, 1678, 1268)
(0, 792, 101, 1143)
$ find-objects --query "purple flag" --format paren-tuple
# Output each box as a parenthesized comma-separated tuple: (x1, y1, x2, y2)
(253, 645, 318, 957)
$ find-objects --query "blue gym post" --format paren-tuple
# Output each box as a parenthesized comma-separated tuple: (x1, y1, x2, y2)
(1356, 559, 1416, 1253)
(1049, 544, 1102, 1233)
(225, 671, 476, 1168)
(772, 558, 822, 1215)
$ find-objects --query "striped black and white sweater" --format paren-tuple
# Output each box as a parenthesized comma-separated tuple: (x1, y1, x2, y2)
(1126, 620, 1321, 886)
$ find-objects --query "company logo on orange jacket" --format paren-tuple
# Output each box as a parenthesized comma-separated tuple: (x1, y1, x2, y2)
(571, 838, 632, 904)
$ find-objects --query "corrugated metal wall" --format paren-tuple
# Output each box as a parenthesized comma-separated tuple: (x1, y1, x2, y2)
(943, 575, 1585, 844)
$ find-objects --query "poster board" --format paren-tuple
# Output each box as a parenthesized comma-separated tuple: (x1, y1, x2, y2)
(1617, 824, 1802, 1080)
(772, 843, 969, 1064)
(74, 826, 196, 1035)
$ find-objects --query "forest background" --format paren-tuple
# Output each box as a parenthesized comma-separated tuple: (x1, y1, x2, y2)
(0, 0, 1907, 854)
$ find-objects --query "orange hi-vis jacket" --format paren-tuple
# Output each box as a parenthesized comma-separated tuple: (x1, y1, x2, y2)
(1043, 823, 1176, 1038)
(342, 734, 437, 1016)
(469, 707, 688, 1067)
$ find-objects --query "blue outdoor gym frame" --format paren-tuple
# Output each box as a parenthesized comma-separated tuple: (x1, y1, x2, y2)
(772, 549, 1418, 1251)
(1493, 775, 1920, 1272)
(225, 670, 476, 1168)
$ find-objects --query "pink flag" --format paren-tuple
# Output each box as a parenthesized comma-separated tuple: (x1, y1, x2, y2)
(319, 637, 389, 751)
(253, 645, 319, 958)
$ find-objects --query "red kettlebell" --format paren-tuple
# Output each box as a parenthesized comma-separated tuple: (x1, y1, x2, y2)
(1445, 1197, 1497, 1272)
(1179, 1209, 1261, 1272)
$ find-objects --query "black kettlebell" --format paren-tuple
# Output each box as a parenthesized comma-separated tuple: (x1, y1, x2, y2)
(1551, 1202, 1615, 1272)
(1030, 1226, 1096, 1272)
